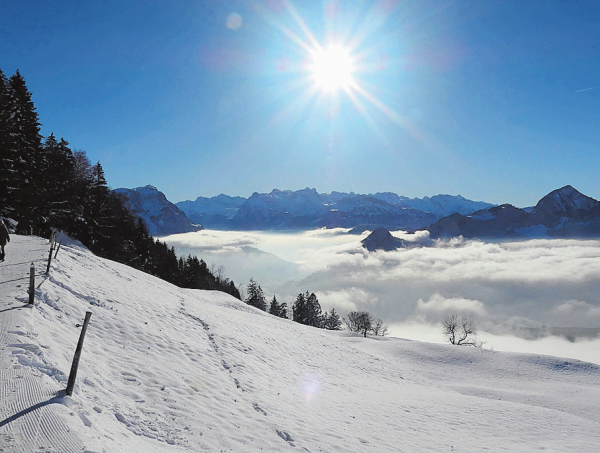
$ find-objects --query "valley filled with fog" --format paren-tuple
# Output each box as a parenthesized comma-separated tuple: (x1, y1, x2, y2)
(163, 229, 600, 365)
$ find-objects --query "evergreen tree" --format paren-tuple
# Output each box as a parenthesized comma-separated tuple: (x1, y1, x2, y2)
(292, 292, 307, 324)
(42, 134, 76, 231)
(269, 295, 288, 318)
(0, 69, 12, 217)
(322, 308, 342, 330)
(86, 161, 112, 248)
(6, 70, 44, 227)
(132, 217, 153, 269)
(293, 291, 322, 327)
(305, 292, 323, 327)
(245, 278, 267, 310)
(69, 150, 93, 235)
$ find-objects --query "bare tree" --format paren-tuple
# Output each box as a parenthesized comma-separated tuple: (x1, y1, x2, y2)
(372, 318, 388, 337)
(442, 314, 480, 346)
(344, 311, 373, 337)
(344, 311, 388, 338)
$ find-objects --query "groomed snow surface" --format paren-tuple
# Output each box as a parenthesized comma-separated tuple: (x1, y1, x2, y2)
(1, 235, 600, 452)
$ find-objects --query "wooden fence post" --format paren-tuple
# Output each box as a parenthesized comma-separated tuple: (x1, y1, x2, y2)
(66, 311, 92, 397)
(46, 244, 53, 275)
(54, 242, 62, 259)
(28, 263, 35, 305)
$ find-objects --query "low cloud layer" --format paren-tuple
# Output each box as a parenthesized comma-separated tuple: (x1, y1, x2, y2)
(164, 230, 600, 364)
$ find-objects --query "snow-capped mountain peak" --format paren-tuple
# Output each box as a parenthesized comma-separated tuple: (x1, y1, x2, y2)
(534, 185, 599, 217)
(114, 186, 200, 236)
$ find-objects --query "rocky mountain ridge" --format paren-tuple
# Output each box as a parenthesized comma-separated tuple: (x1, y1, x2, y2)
(176, 188, 493, 231)
(426, 185, 600, 240)
(114, 186, 202, 236)
(116, 185, 600, 240)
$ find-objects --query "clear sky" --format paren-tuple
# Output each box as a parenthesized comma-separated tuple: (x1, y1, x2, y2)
(2, 0, 600, 207)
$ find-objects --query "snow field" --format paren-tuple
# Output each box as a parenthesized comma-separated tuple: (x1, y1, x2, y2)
(0, 236, 87, 452)
(2, 235, 600, 451)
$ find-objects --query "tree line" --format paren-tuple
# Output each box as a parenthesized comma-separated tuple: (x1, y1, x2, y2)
(244, 278, 388, 336)
(0, 68, 240, 299)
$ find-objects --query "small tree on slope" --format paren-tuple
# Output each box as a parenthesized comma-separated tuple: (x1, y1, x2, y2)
(245, 278, 267, 311)
(442, 314, 481, 347)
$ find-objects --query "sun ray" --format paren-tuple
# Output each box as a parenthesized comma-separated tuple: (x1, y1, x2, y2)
(254, 0, 421, 147)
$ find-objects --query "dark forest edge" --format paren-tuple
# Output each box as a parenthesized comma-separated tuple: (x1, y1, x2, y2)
(0, 68, 240, 299)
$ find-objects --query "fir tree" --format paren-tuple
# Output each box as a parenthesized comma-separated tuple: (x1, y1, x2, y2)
(305, 292, 323, 327)
(0, 69, 12, 217)
(322, 308, 342, 330)
(42, 134, 76, 231)
(6, 70, 43, 227)
(292, 292, 307, 324)
(269, 295, 288, 318)
(86, 161, 112, 249)
(245, 278, 267, 310)
(293, 291, 322, 327)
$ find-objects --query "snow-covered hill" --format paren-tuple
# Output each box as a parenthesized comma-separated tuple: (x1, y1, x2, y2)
(2, 235, 600, 452)
(114, 185, 201, 236)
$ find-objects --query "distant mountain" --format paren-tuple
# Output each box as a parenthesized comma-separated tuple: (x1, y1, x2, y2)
(114, 185, 202, 236)
(370, 192, 492, 218)
(427, 185, 600, 240)
(176, 194, 246, 226)
(177, 188, 494, 231)
(361, 228, 407, 252)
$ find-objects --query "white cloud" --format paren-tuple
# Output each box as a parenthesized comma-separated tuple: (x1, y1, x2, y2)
(551, 300, 600, 326)
(316, 287, 379, 313)
(416, 293, 488, 319)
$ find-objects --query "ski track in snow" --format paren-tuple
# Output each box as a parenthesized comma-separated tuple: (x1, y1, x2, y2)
(0, 235, 87, 452)
(1, 234, 600, 452)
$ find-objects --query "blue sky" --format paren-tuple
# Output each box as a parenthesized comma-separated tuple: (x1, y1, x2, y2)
(2, 0, 600, 207)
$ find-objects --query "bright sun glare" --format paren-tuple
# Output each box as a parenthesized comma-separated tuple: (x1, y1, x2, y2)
(308, 45, 355, 93)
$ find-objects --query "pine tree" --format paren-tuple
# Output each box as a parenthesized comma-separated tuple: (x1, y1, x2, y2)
(42, 134, 76, 231)
(293, 291, 322, 327)
(292, 292, 307, 324)
(86, 161, 112, 248)
(269, 295, 288, 318)
(245, 278, 267, 310)
(323, 308, 342, 330)
(0, 69, 13, 217)
(133, 217, 153, 269)
(6, 70, 44, 227)
(305, 292, 323, 327)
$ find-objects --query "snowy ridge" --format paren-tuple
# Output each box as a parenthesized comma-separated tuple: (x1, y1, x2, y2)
(176, 188, 492, 231)
(428, 186, 600, 239)
(2, 236, 600, 451)
(114, 185, 201, 236)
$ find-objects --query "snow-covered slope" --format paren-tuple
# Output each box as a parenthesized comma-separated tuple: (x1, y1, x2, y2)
(114, 185, 201, 236)
(2, 235, 600, 452)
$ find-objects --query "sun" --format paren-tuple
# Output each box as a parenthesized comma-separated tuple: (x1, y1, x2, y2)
(308, 44, 356, 93)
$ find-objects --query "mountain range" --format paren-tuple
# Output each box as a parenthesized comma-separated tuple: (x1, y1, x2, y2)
(115, 185, 600, 241)
(427, 185, 600, 240)
(175, 188, 493, 232)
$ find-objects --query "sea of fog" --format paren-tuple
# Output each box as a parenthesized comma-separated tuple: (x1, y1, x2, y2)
(162, 229, 600, 365)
